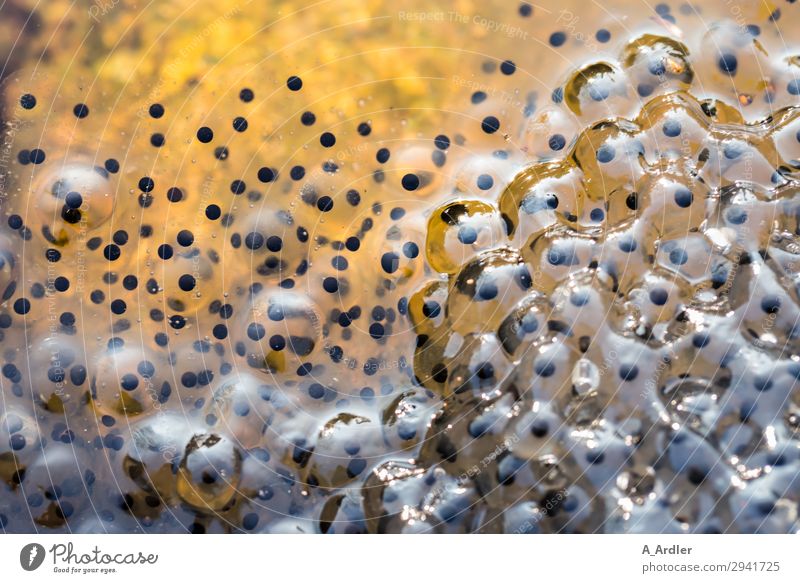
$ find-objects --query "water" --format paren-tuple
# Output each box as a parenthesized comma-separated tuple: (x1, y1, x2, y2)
(0, 0, 799, 533)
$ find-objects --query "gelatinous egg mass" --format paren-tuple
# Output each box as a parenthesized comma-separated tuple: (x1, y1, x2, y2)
(1, 0, 800, 534)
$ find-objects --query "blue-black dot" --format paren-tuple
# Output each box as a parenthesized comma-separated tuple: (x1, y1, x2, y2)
(8, 214, 23, 229)
(649, 288, 669, 305)
(458, 226, 477, 244)
(500, 60, 516, 75)
(669, 248, 688, 265)
(549, 31, 566, 47)
(422, 301, 441, 319)
(369, 323, 385, 340)
(381, 252, 399, 274)
(477, 174, 494, 190)
(725, 205, 748, 225)
(401, 173, 420, 191)
(138, 177, 154, 192)
(618, 237, 637, 253)
(761, 295, 780, 314)
(65, 191, 83, 209)
(718, 53, 738, 75)
(320, 132, 336, 147)
(176, 230, 194, 247)
(596, 144, 615, 163)
(478, 282, 498, 300)
(674, 187, 693, 207)
(548, 134, 566, 151)
(149, 103, 165, 118)
(481, 116, 500, 134)
(242, 513, 259, 530)
(232, 116, 248, 132)
(723, 143, 743, 159)
(269, 335, 286, 351)
(13, 298, 30, 314)
(655, 3, 670, 16)
(158, 244, 173, 260)
(648, 56, 667, 75)
(178, 274, 196, 291)
(570, 290, 590, 306)
(754, 375, 773, 392)
(534, 359, 555, 377)
(434, 135, 450, 150)
(662, 119, 681, 137)
(402, 242, 419, 258)
(20, 93, 36, 109)
(258, 167, 277, 183)
(103, 244, 121, 261)
(10, 433, 26, 450)
(196, 127, 213, 143)
(619, 364, 639, 381)
(205, 204, 221, 220)
(29, 149, 45, 164)
(376, 148, 390, 163)
(247, 323, 265, 341)
(588, 83, 610, 101)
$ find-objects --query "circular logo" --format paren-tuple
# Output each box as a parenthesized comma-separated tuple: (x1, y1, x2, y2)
(19, 543, 46, 571)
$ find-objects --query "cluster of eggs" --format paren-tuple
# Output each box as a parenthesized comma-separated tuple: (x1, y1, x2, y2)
(382, 25, 800, 533)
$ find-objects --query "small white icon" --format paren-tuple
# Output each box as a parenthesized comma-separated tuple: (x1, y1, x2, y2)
(19, 543, 46, 571)
(28, 546, 38, 567)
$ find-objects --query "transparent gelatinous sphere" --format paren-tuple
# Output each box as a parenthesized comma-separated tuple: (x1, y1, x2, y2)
(29, 162, 116, 245)
(177, 433, 243, 512)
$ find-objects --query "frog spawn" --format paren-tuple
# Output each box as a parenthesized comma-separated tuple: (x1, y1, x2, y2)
(367, 67, 800, 532)
(2, 16, 800, 534)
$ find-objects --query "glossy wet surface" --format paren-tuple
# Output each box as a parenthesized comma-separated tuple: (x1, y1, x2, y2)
(1, 0, 800, 533)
